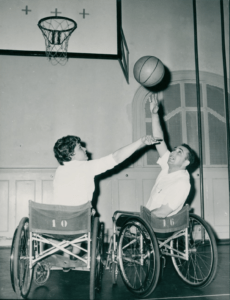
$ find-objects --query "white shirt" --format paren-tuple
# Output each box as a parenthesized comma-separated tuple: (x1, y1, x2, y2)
(146, 151, 190, 216)
(53, 154, 117, 206)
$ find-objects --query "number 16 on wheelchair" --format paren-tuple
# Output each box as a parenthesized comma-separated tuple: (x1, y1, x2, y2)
(105, 205, 218, 299)
(10, 200, 104, 300)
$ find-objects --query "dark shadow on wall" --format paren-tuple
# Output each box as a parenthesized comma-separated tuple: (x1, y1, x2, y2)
(91, 147, 150, 215)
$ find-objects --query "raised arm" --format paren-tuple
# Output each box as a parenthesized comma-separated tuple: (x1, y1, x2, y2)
(149, 93, 168, 157)
(112, 135, 162, 164)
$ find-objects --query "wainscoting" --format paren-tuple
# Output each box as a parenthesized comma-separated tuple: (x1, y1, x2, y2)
(0, 168, 55, 245)
(0, 167, 229, 246)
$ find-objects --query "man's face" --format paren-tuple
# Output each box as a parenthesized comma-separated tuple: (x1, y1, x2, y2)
(168, 146, 190, 169)
(71, 143, 88, 161)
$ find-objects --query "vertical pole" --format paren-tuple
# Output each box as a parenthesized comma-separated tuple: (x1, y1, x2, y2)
(192, 0, 205, 219)
(220, 0, 230, 217)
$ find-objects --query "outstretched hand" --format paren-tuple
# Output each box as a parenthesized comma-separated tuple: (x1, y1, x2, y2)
(141, 135, 163, 145)
(148, 93, 159, 114)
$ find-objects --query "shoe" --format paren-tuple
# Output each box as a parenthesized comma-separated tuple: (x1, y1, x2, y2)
(63, 268, 71, 272)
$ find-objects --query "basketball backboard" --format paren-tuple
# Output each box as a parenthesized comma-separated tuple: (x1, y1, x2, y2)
(0, 0, 121, 57)
(0, 0, 129, 81)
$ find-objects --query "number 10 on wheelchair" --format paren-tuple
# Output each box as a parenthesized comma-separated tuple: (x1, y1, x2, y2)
(105, 205, 218, 299)
(10, 200, 104, 300)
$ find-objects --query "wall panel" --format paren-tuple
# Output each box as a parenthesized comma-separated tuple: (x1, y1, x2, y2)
(142, 179, 155, 206)
(42, 180, 54, 204)
(213, 179, 229, 226)
(16, 180, 35, 224)
(0, 181, 9, 232)
(118, 179, 137, 211)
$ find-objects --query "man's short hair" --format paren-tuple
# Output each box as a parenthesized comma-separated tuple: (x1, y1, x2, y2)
(53, 135, 81, 165)
(181, 143, 196, 167)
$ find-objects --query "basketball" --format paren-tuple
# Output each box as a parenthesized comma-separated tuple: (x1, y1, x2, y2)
(133, 56, 165, 87)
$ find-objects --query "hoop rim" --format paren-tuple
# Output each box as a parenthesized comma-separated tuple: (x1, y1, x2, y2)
(38, 16, 77, 32)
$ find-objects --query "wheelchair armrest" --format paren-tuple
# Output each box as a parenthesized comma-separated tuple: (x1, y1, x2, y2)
(112, 210, 140, 222)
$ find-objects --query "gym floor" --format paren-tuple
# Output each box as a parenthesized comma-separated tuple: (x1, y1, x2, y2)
(0, 244, 229, 300)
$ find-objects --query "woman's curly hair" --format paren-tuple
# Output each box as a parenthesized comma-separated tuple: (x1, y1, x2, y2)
(53, 135, 81, 165)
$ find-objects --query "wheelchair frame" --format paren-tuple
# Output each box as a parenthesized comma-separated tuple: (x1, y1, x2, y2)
(30, 232, 91, 270)
(106, 205, 218, 298)
(10, 200, 104, 300)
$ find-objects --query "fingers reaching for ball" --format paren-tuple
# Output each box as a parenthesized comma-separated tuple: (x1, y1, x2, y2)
(148, 93, 159, 114)
(142, 135, 163, 145)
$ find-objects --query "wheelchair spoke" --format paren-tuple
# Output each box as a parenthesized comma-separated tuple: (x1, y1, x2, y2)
(189, 254, 201, 282)
(123, 256, 148, 289)
(34, 263, 50, 286)
(130, 262, 142, 288)
(122, 238, 137, 250)
(122, 256, 142, 265)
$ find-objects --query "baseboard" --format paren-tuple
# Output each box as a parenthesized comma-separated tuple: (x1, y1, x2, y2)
(216, 238, 230, 245)
(0, 238, 12, 248)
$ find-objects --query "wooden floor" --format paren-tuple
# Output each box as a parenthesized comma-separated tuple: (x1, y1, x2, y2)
(0, 244, 229, 300)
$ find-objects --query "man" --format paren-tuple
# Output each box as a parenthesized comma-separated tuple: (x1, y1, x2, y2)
(145, 94, 196, 218)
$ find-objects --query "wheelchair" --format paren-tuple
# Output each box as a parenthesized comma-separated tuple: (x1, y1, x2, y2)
(10, 200, 104, 300)
(106, 204, 218, 298)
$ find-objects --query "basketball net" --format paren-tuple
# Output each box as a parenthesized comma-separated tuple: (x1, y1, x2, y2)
(38, 16, 77, 66)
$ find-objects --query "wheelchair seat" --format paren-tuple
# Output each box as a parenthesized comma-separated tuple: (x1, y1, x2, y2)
(140, 205, 189, 238)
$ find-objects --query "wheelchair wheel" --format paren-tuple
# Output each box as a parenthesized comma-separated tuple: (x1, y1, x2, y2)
(171, 213, 218, 288)
(112, 262, 118, 284)
(118, 217, 160, 298)
(12, 217, 33, 299)
(10, 227, 18, 292)
(90, 217, 103, 300)
(33, 263, 50, 285)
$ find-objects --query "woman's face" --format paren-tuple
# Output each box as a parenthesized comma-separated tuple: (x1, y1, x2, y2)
(71, 143, 88, 161)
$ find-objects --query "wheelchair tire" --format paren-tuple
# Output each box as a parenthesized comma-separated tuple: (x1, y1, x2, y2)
(95, 222, 104, 292)
(112, 262, 118, 285)
(118, 216, 160, 298)
(10, 227, 18, 292)
(33, 262, 50, 285)
(100, 222, 105, 258)
(171, 213, 218, 288)
(105, 238, 118, 284)
(12, 217, 33, 299)
(90, 216, 103, 300)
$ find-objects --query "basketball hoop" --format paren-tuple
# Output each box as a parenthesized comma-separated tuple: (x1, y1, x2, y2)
(38, 16, 77, 65)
